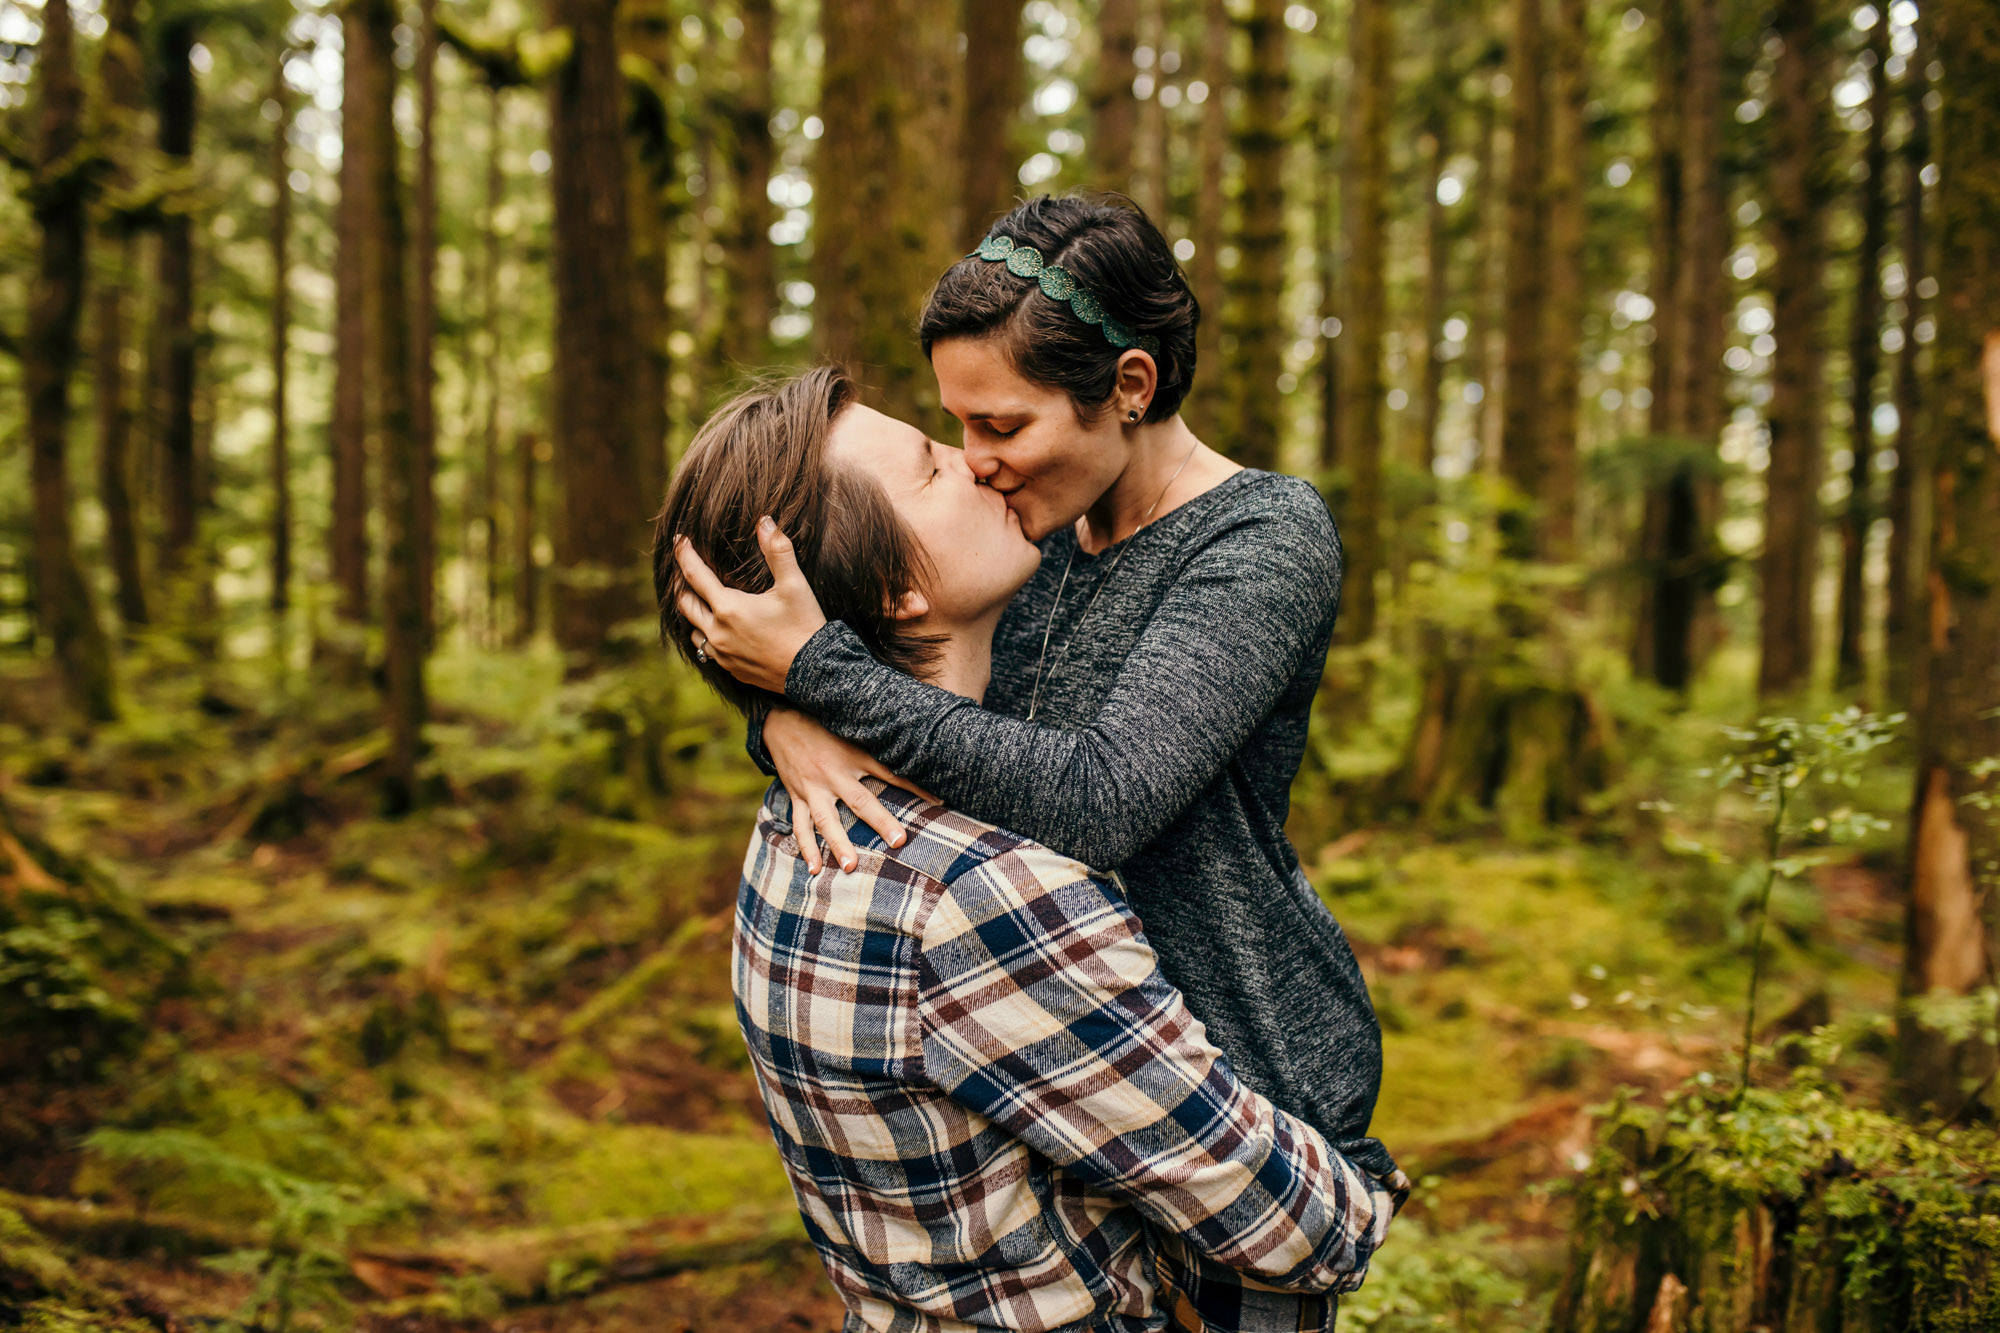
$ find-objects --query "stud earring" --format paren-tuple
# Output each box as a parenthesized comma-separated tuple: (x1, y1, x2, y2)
(1128, 409, 1141, 422)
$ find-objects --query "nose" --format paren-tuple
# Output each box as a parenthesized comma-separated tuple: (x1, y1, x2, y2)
(963, 436, 1002, 481)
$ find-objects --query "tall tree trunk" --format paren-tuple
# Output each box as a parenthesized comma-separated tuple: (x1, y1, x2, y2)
(550, 0, 647, 666)
(962, 0, 1027, 233)
(1498, 0, 1547, 559)
(1469, 68, 1501, 471)
(1341, 0, 1388, 637)
(25, 0, 116, 722)
(622, 0, 672, 506)
(350, 0, 426, 808)
(412, 0, 439, 643)
(1090, 0, 1139, 193)
(481, 89, 505, 646)
(1229, 0, 1288, 472)
(155, 17, 199, 577)
(1189, 0, 1228, 441)
(1416, 0, 1453, 480)
(1893, 0, 2000, 1118)
(515, 431, 541, 646)
(1758, 0, 1832, 698)
(724, 0, 775, 370)
(332, 7, 371, 627)
(1883, 23, 1931, 710)
(1540, 0, 1586, 564)
(811, 0, 958, 425)
(1835, 15, 1891, 689)
(1136, 0, 1169, 220)
(94, 0, 147, 629)
(270, 57, 293, 616)
(1315, 63, 1340, 471)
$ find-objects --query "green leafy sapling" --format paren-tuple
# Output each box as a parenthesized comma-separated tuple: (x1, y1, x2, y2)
(1701, 707, 1901, 1103)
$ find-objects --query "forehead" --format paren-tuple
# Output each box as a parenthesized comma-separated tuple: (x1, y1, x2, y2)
(828, 403, 925, 477)
(932, 337, 1056, 418)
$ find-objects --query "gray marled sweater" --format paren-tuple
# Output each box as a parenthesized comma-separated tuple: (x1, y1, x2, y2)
(780, 467, 1396, 1180)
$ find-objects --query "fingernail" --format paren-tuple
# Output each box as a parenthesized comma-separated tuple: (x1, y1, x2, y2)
(758, 515, 775, 534)
(843, 858, 857, 872)
(890, 833, 906, 848)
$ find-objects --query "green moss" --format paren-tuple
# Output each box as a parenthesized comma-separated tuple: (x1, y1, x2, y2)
(526, 1125, 795, 1227)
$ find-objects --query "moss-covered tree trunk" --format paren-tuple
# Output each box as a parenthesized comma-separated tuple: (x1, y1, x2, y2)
(1227, 0, 1288, 473)
(331, 6, 372, 631)
(1339, 0, 1387, 636)
(270, 55, 293, 617)
(1313, 62, 1339, 472)
(1893, 0, 2000, 1119)
(351, 0, 427, 809)
(1883, 26, 1932, 711)
(1836, 15, 1891, 691)
(154, 17, 200, 579)
(1541, 0, 1586, 564)
(1187, 0, 1228, 442)
(549, 0, 647, 666)
(811, 0, 958, 426)
(411, 0, 440, 643)
(24, 0, 117, 724)
(93, 0, 148, 630)
(962, 0, 1027, 234)
(1136, 0, 1169, 220)
(1089, 0, 1139, 193)
(1497, 0, 1547, 560)
(1415, 0, 1454, 480)
(723, 0, 774, 372)
(1758, 0, 1832, 699)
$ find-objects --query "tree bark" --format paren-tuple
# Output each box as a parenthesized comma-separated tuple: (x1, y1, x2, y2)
(270, 57, 293, 616)
(1416, 0, 1453, 480)
(347, 0, 425, 808)
(1757, 0, 1832, 699)
(155, 18, 199, 577)
(1884, 25, 1931, 710)
(1498, 0, 1547, 560)
(1136, 0, 1169, 221)
(1893, 0, 2000, 1118)
(1090, 0, 1140, 193)
(94, 0, 148, 629)
(515, 432, 541, 646)
(1341, 0, 1388, 636)
(1541, 0, 1586, 563)
(1188, 0, 1228, 441)
(1315, 62, 1340, 471)
(811, 0, 958, 425)
(1836, 16, 1891, 690)
(332, 6, 371, 627)
(548, 0, 647, 667)
(24, 0, 116, 723)
(723, 0, 775, 371)
(1229, 0, 1289, 473)
(962, 0, 1027, 233)
(481, 89, 505, 646)
(412, 0, 439, 643)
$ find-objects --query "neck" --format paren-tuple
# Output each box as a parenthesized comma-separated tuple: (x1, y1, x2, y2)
(1079, 415, 1215, 553)
(917, 608, 1005, 703)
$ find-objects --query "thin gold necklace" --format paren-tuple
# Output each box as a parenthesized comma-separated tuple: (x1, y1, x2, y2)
(1025, 436, 1201, 723)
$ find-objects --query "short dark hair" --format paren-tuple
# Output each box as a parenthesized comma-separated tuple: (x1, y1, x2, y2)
(919, 193, 1200, 426)
(651, 366, 941, 718)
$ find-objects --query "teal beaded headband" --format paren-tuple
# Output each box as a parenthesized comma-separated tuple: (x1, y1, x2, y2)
(969, 234, 1162, 355)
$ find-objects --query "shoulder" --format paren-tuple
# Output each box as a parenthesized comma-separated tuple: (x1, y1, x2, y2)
(1169, 470, 1342, 601)
(1202, 470, 1340, 554)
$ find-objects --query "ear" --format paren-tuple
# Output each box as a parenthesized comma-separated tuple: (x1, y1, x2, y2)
(888, 587, 931, 622)
(1114, 349, 1159, 419)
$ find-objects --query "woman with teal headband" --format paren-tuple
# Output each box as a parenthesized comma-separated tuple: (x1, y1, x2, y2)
(674, 193, 1404, 1332)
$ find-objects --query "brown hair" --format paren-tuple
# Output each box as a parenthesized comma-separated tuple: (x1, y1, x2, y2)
(651, 366, 942, 718)
(919, 193, 1199, 425)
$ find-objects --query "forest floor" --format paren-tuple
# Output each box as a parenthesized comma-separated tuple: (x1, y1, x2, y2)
(0, 646, 1909, 1332)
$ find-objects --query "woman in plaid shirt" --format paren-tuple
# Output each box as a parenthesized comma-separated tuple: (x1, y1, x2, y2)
(658, 368, 1404, 1332)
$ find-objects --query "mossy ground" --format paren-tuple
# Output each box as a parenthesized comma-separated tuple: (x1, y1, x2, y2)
(0, 646, 1915, 1330)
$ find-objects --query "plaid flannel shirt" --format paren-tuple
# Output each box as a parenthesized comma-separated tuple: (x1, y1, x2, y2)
(734, 782, 1405, 1333)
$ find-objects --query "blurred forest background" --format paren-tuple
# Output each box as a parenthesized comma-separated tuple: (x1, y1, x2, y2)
(2, 0, 1999, 1327)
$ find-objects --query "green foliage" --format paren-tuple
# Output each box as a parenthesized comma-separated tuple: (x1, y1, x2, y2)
(0, 909, 144, 1078)
(1343, 1220, 1543, 1331)
(85, 1127, 399, 1333)
(1572, 1069, 2000, 1331)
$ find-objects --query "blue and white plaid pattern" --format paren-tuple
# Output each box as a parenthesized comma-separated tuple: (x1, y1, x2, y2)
(734, 782, 1405, 1332)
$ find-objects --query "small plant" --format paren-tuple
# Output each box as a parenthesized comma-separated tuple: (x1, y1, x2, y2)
(1700, 707, 1901, 1101)
(86, 1128, 397, 1332)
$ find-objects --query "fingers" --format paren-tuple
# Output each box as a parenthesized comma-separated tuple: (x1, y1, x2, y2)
(675, 588, 718, 639)
(807, 791, 860, 873)
(844, 783, 909, 851)
(856, 754, 941, 807)
(783, 781, 824, 874)
(672, 535, 731, 606)
(756, 516, 806, 589)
